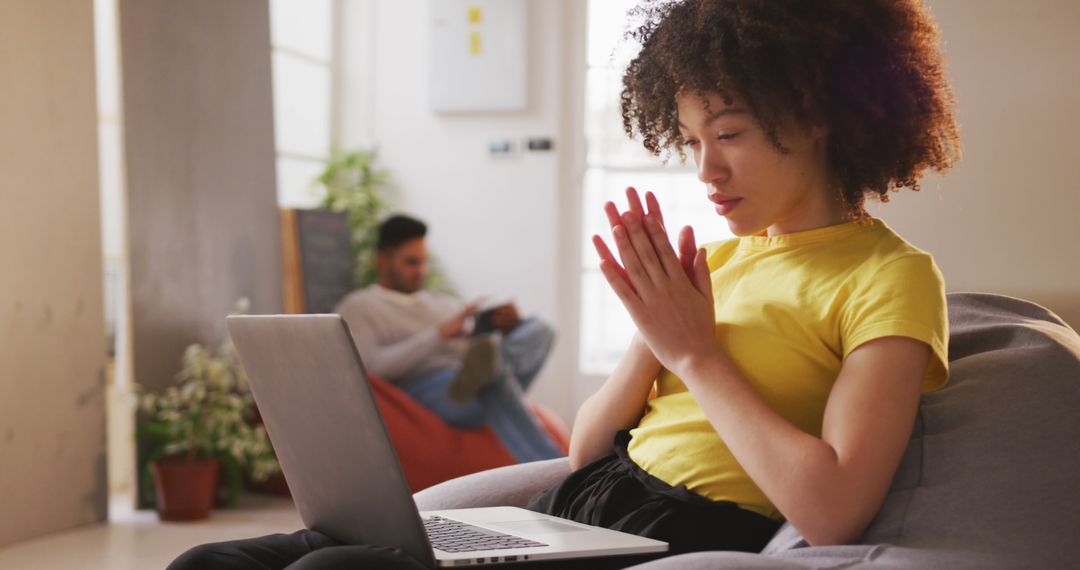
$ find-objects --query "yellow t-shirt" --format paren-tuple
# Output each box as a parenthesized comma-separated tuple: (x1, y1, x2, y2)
(627, 218, 949, 520)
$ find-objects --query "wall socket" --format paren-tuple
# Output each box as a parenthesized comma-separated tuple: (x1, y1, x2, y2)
(489, 138, 516, 157)
(526, 137, 553, 151)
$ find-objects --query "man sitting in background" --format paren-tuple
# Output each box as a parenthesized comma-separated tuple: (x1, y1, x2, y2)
(334, 214, 563, 462)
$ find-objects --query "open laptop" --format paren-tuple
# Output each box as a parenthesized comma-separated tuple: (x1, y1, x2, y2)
(226, 314, 667, 567)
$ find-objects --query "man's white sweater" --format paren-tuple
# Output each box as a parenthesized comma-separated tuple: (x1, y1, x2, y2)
(334, 284, 467, 387)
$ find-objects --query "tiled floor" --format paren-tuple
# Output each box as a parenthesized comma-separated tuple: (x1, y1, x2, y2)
(0, 494, 302, 570)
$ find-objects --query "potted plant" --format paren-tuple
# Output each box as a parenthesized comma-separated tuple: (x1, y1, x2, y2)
(136, 341, 280, 521)
(315, 148, 453, 292)
(316, 148, 393, 289)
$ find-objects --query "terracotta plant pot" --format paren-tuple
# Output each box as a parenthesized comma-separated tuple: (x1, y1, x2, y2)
(151, 455, 220, 521)
(247, 471, 291, 497)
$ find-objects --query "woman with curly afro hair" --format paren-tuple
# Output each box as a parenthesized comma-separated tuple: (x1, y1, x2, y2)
(169, 1, 961, 568)
(568, 0, 960, 557)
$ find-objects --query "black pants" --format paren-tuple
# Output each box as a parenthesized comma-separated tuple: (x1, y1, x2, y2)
(527, 431, 781, 555)
(168, 432, 781, 569)
(167, 530, 428, 569)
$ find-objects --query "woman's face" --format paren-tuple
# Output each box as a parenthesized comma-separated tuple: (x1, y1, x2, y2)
(675, 92, 845, 237)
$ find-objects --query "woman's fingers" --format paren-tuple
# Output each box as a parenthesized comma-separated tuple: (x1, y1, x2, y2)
(597, 258, 643, 316)
(601, 197, 657, 294)
(611, 222, 656, 293)
(604, 201, 622, 229)
(692, 247, 712, 299)
(626, 187, 646, 217)
(601, 187, 692, 296)
(608, 188, 663, 232)
(643, 214, 685, 280)
(592, 234, 636, 295)
(678, 226, 698, 279)
(644, 191, 665, 228)
(639, 190, 687, 282)
(619, 211, 668, 286)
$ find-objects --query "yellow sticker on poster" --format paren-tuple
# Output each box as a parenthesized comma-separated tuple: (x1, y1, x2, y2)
(468, 6, 483, 55)
(470, 31, 482, 55)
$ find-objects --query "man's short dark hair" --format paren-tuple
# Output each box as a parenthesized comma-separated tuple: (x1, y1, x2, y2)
(377, 214, 427, 251)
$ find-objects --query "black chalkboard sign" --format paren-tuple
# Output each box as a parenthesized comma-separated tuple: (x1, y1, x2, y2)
(294, 209, 355, 314)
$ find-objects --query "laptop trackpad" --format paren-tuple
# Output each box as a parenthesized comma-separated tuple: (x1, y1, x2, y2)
(488, 519, 590, 534)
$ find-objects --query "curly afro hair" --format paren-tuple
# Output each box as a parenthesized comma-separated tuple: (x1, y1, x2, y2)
(620, 0, 961, 214)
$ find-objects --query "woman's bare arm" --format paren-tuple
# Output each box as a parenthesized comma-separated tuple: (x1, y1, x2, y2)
(594, 189, 932, 544)
(676, 336, 928, 545)
(568, 333, 661, 470)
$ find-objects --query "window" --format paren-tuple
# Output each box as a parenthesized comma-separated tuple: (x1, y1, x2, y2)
(95, 0, 126, 381)
(579, 0, 733, 375)
(270, 0, 336, 208)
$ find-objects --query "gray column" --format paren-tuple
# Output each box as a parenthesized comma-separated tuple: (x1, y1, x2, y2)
(120, 0, 282, 394)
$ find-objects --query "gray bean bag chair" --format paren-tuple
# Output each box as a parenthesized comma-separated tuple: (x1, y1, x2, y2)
(415, 293, 1080, 568)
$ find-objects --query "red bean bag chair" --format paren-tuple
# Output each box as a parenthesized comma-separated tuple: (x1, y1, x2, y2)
(368, 373, 570, 492)
(251, 373, 570, 495)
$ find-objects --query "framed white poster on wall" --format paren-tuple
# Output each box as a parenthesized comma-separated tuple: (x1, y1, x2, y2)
(428, 0, 527, 113)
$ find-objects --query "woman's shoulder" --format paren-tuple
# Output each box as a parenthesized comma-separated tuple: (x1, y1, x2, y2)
(838, 221, 947, 321)
(858, 220, 942, 276)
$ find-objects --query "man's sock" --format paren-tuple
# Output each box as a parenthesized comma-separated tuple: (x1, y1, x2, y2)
(447, 336, 498, 403)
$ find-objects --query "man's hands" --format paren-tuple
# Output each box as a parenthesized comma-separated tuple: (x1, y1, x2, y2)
(592, 187, 717, 375)
(439, 304, 478, 338)
(439, 303, 522, 338)
(489, 304, 522, 335)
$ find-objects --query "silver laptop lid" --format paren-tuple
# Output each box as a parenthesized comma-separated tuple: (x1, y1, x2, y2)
(226, 314, 436, 568)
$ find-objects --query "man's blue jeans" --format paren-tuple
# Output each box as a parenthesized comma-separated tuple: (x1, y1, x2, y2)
(404, 318, 563, 463)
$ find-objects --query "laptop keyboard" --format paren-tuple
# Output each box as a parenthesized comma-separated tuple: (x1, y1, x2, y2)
(424, 515, 548, 553)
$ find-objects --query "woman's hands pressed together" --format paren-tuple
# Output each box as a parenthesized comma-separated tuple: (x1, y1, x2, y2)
(592, 187, 719, 376)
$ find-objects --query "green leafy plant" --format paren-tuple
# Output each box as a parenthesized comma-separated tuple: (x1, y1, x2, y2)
(316, 148, 392, 288)
(136, 341, 280, 507)
(314, 148, 455, 293)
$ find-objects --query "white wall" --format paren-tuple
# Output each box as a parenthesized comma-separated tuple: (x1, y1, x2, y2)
(340, 0, 584, 421)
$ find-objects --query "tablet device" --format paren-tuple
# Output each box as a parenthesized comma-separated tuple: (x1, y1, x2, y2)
(472, 303, 511, 336)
